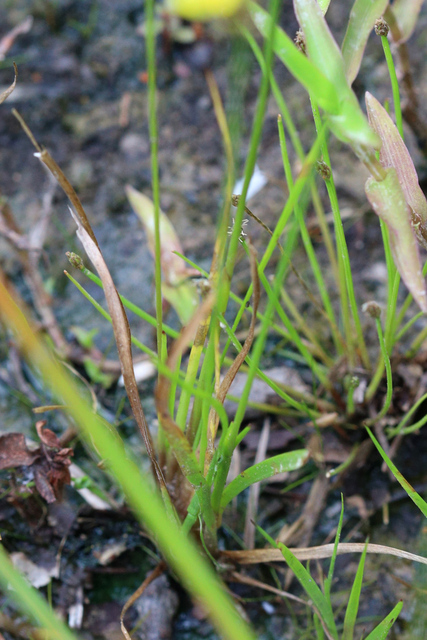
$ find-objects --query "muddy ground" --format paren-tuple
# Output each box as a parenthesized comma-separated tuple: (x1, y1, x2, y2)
(1, 1, 427, 639)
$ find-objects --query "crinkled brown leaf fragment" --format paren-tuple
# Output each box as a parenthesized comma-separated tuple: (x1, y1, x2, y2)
(366, 91, 427, 249)
(36, 420, 62, 448)
(0, 423, 73, 503)
(33, 465, 56, 503)
(365, 167, 427, 312)
(0, 433, 37, 469)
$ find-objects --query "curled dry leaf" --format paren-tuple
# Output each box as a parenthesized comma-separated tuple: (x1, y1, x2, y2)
(0, 424, 73, 503)
(10, 113, 167, 494)
(0, 62, 18, 105)
(0, 433, 37, 469)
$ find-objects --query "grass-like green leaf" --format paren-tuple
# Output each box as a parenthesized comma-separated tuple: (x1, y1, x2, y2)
(220, 449, 309, 509)
(365, 167, 427, 312)
(0, 545, 78, 640)
(255, 524, 337, 638)
(277, 542, 338, 638)
(248, 1, 340, 114)
(324, 495, 344, 601)
(363, 600, 403, 639)
(0, 280, 256, 640)
(342, 540, 368, 640)
(342, 0, 388, 85)
(367, 427, 427, 518)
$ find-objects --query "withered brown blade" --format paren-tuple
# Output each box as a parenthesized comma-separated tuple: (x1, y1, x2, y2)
(0, 62, 18, 105)
(219, 542, 427, 565)
(12, 112, 167, 492)
(0, 433, 37, 469)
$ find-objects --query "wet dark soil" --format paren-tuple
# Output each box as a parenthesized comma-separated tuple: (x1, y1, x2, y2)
(1, 1, 427, 639)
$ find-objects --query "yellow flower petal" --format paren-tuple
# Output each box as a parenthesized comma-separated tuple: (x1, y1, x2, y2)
(167, 0, 246, 21)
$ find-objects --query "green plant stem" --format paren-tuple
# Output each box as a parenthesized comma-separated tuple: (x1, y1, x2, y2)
(73, 265, 180, 339)
(393, 260, 427, 337)
(277, 113, 342, 356)
(394, 311, 425, 342)
(242, 24, 339, 285)
(381, 34, 403, 138)
(211, 231, 293, 515)
(311, 101, 370, 371)
(388, 391, 427, 437)
(65, 271, 158, 359)
(406, 323, 427, 358)
(219, 125, 326, 379)
(146, 0, 163, 365)
(365, 318, 393, 423)
(367, 262, 400, 402)
(221, 0, 282, 308)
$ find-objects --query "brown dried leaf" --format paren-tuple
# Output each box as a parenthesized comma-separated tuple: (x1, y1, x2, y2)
(0, 62, 18, 105)
(33, 465, 56, 503)
(8, 125, 167, 492)
(220, 542, 427, 566)
(0, 433, 37, 469)
(36, 420, 61, 448)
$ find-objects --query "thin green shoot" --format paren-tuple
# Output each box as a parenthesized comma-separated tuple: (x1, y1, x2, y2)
(393, 310, 424, 342)
(256, 525, 338, 639)
(380, 34, 403, 138)
(68, 262, 180, 339)
(324, 495, 344, 603)
(365, 316, 393, 421)
(366, 427, 427, 518)
(219, 125, 326, 376)
(387, 391, 427, 437)
(363, 601, 403, 640)
(146, 0, 163, 365)
(277, 113, 342, 356)
(311, 100, 369, 370)
(223, 0, 282, 300)
(342, 540, 368, 640)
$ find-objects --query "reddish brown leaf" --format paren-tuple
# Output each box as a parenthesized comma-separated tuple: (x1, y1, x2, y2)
(33, 465, 56, 503)
(36, 420, 62, 448)
(0, 433, 37, 469)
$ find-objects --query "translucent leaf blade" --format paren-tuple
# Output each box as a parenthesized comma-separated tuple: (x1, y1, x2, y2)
(366, 91, 427, 249)
(365, 168, 427, 312)
(388, 0, 424, 43)
(342, 0, 389, 85)
(248, 1, 340, 114)
(293, 0, 380, 148)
